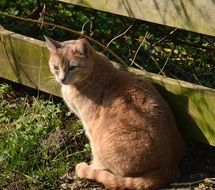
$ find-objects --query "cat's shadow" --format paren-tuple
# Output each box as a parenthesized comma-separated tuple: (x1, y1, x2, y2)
(153, 82, 208, 144)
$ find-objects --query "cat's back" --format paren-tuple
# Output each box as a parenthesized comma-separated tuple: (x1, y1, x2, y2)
(102, 69, 171, 120)
(95, 69, 183, 166)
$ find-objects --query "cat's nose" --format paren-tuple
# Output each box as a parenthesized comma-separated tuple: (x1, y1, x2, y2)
(59, 72, 67, 83)
(59, 77, 66, 83)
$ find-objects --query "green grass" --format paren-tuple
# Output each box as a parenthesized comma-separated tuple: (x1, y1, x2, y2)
(0, 83, 90, 190)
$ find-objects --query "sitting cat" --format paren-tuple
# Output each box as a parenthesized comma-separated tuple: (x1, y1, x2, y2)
(45, 36, 184, 190)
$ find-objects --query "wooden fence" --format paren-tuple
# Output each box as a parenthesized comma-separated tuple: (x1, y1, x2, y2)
(59, 0, 215, 37)
(0, 0, 215, 146)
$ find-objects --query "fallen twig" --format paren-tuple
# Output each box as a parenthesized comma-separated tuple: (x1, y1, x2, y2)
(171, 178, 215, 187)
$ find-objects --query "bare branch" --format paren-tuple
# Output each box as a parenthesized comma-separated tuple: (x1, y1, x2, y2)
(0, 12, 127, 68)
(106, 24, 133, 50)
(130, 31, 149, 67)
(152, 28, 177, 47)
(158, 55, 170, 75)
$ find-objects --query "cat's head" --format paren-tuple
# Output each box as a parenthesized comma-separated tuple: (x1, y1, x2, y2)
(45, 37, 94, 85)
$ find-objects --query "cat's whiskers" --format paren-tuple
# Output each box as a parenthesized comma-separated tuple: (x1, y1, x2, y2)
(44, 76, 59, 90)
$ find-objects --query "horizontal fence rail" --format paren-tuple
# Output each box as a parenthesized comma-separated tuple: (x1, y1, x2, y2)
(59, 0, 215, 37)
(0, 29, 61, 96)
(0, 29, 215, 146)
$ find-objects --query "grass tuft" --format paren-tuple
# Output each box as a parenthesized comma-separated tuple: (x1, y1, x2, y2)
(0, 83, 90, 190)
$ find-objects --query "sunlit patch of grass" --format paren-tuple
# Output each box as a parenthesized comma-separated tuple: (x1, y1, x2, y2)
(0, 83, 90, 189)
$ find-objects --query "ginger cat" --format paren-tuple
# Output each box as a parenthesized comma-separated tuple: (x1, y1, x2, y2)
(45, 36, 184, 190)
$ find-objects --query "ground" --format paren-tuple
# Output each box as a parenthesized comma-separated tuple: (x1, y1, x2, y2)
(51, 129, 215, 190)
(0, 83, 214, 190)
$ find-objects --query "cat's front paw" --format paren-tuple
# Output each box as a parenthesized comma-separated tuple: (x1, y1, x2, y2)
(75, 162, 89, 178)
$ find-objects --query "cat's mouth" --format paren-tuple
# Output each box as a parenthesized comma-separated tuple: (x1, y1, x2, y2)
(58, 80, 71, 85)
(56, 77, 69, 85)
(57, 77, 77, 86)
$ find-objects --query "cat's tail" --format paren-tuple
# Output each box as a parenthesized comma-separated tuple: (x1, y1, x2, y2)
(76, 162, 179, 190)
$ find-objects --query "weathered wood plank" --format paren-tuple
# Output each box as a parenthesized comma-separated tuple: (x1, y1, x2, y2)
(126, 67, 215, 146)
(0, 29, 61, 96)
(0, 29, 215, 146)
(59, 0, 215, 37)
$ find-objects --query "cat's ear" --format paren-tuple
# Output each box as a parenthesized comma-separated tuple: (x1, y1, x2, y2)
(44, 36, 61, 53)
(75, 38, 92, 58)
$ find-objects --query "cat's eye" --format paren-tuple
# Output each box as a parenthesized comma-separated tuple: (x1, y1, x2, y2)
(69, 66, 77, 71)
(53, 65, 59, 70)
